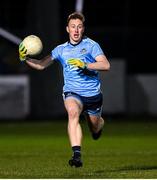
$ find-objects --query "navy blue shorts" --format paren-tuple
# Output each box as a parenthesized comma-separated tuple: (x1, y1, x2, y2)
(63, 92, 103, 117)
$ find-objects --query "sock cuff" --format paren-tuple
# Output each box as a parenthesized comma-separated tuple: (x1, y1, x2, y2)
(72, 146, 81, 152)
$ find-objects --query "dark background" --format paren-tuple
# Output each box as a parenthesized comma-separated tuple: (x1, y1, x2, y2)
(0, 0, 156, 74)
(61, 0, 157, 74)
(0, 0, 156, 119)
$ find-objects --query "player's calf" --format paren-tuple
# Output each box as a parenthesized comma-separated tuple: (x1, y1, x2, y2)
(92, 117, 104, 140)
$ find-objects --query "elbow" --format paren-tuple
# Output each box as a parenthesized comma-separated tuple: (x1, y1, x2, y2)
(39, 66, 45, 70)
(103, 62, 110, 71)
(38, 61, 45, 70)
(107, 62, 110, 70)
(36, 63, 45, 70)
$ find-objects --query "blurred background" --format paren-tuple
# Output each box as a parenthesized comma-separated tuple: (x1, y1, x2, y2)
(0, 0, 156, 120)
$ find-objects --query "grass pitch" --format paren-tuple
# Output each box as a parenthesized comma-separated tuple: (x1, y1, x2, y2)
(0, 118, 157, 178)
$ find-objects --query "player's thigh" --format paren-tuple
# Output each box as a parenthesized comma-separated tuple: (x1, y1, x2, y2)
(64, 97, 83, 116)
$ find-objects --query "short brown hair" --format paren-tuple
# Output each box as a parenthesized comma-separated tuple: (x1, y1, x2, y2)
(67, 12, 85, 25)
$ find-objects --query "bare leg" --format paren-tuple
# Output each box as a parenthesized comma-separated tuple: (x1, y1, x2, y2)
(64, 97, 83, 146)
(64, 97, 83, 167)
(85, 114, 105, 139)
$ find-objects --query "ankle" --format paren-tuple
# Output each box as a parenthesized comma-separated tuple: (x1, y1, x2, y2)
(72, 146, 81, 158)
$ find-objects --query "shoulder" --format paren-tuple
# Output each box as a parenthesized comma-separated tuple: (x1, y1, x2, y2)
(82, 36, 98, 45)
(52, 42, 69, 56)
(82, 37, 104, 56)
(54, 41, 69, 51)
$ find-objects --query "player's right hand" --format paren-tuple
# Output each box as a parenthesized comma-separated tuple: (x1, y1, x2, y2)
(19, 42, 27, 61)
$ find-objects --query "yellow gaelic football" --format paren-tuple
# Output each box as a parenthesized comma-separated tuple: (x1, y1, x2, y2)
(22, 35, 43, 56)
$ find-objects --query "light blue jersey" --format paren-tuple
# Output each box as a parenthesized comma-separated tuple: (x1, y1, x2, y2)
(51, 37, 104, 97)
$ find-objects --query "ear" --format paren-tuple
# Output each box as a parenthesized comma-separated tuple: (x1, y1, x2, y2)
(66, 26, 69, 33)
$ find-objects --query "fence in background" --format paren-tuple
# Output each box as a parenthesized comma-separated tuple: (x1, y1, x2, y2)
(0, 76, 30, 119)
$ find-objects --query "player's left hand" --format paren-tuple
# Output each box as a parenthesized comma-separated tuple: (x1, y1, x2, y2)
(68, 59, 87, 69)
(19, 42, 27, 61)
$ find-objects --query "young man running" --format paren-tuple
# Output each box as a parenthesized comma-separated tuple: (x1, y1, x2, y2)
(19, 12, 110, 167)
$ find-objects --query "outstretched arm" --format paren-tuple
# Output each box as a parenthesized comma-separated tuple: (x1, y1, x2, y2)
(19, 41, 54, 70)
(26, 55, 54, 70)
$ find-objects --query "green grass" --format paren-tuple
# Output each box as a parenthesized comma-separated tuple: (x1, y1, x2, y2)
(0, 119, 157, 178)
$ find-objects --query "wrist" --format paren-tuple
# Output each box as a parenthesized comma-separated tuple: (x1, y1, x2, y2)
(20, 57, 26, 61)
(84, 63, 88, 69)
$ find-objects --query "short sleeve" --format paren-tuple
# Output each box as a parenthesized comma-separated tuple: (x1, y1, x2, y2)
(91, 42, 104, 59)
(51, 46, 60, 62)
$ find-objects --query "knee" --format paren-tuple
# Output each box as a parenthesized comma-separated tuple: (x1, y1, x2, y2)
(67, 107, 80, 120)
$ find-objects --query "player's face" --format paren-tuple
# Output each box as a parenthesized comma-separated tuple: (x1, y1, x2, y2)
(66, 19, 84, 44)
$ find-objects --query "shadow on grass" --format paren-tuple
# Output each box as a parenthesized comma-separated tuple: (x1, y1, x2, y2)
(108, 165, 157, 172)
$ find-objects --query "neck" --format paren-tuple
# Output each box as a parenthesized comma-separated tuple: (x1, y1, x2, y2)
(69, 39, 82, 46)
